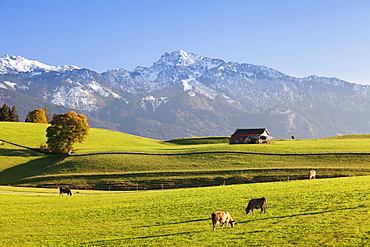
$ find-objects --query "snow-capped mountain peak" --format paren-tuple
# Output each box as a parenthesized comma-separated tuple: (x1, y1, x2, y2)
(2, 50, 370, 140)
(154, 50, 201, 67)
(151, 50, 224, 73)
(0, 54, 80, 74)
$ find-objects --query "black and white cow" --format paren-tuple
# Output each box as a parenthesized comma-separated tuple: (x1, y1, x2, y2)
(245, 197, 267, 215)
(58, 187, 72, 196)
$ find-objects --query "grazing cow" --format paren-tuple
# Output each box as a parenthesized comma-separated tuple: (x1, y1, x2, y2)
(309, 170, 316, 180)
(211, 211, 236, 231)
(59, 187, 72, 196)
(245, 197, 267, 215)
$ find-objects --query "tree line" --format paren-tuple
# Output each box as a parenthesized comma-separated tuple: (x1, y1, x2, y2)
(0, 103, 50, 123)
(0, 103, 89, 154)
(0, 103, 19, 122)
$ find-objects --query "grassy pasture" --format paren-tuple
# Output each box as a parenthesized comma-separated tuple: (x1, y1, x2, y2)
(1, 122, 370, 245)
(1, 176, 369, 246)
(1, 122, 370, 189)
(10, 152, 370, 190)
(2, 122, 370, 154)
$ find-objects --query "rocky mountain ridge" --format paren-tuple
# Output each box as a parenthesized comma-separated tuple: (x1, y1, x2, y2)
(1, 51, 370, 140)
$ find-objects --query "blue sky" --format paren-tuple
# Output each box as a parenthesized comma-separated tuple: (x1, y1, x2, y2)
(1, 0, 370, 84)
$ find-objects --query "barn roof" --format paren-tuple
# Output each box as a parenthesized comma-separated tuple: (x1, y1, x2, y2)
(230, 128, 270, 140)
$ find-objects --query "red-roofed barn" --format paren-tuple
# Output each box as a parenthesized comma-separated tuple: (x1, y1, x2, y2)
(229, 128, 274, 144)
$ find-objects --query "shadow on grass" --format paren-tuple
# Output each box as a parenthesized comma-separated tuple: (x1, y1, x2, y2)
(133, 218, 209, 228)
(0, 153, 67, 185)
(0, 140, 42, 152)
(11, 167, 370, 190)
(0, 148, 42, 157)
(237, 207, 357, 224)
(8, 168, 310, 190)
(130, 230, 205, 239)
(80, 230, 205, 246)
(74, 151, 370, 156)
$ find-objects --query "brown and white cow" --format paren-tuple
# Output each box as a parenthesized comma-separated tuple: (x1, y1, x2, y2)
(245, 197, 267, 215)
(309, 170, 316, 180)
(211, 211, 236, 231)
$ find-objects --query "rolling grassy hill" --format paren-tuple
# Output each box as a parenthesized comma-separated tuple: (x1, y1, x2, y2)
(1, 122, 370, 190)
(1, 122, 370, 246)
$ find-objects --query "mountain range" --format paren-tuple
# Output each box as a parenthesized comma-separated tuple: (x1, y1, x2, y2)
(1, 51, 370, 140)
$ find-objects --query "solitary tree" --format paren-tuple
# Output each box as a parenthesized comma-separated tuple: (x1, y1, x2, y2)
(25, 109, 48, 123)
(46, 111, 90, 154)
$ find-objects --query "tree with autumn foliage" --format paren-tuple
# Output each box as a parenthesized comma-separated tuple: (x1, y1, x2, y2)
(25, 109, 48, 123)
(46, 111, 90, 154)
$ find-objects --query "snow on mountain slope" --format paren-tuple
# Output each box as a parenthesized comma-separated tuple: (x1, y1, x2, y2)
(0, 55, 80, 74)
(153, 50, 223, 70)
(2, 50, 370, 139)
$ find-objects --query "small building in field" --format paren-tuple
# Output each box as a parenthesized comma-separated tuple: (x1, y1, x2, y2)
(229, 128, 274, 144)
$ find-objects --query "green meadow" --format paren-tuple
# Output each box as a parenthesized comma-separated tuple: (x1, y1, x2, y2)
(1, 122, 370, 190)
(0, 176, 369, 246)
(1, 122, 370, 246)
